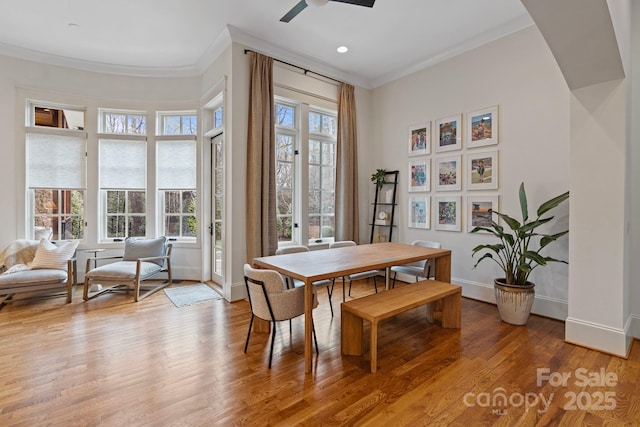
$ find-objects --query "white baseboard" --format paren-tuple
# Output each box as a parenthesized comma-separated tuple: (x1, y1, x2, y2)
(229, 280, 247, 302)
(565, 316, 633, 357)
(452, 277, 568, 321)
(632, 315, 640, 339)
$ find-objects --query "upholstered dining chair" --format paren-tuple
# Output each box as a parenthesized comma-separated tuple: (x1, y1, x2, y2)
(83, 236, 172, 302)
(329, 240, 380, 301)
(275, 245, 336, 316)
(243, 264, 318, 368)
(391, 240, 441, 288)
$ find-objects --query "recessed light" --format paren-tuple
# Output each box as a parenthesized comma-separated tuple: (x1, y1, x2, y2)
(337, 46, 348, 53)
(68, 22, 80, 27)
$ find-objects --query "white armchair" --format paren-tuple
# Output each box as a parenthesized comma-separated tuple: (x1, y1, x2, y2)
(83, 237, 172, 302)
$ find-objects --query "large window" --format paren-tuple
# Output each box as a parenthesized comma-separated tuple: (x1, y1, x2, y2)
(99, 109, 147, 241)
(26, 102, 86, 240)
(157, 111, 197, 240)
(275, 100, 337, 245)
(308, 110, 336, 241)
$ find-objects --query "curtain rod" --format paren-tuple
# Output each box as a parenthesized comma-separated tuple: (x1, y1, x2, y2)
(243, 49, 341, 84)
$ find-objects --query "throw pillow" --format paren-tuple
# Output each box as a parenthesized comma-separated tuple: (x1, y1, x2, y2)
(123, 236, 167, 266)
(31, 239, 79, 271)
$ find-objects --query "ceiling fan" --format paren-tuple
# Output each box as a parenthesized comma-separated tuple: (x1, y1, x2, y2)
(280, 0, 376, 23)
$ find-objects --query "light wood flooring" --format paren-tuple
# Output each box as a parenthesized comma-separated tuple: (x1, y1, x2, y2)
(0, 280, 638, 426)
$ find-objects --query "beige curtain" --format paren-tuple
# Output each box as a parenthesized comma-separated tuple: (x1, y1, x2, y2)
(335, 83, 360, 243)
(246, 52, 278, 262)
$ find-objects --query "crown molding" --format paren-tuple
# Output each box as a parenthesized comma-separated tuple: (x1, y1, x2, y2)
(371, 13, 535, 88)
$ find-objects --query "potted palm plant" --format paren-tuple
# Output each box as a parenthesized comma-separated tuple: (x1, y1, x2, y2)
(470, 182, 569, 325)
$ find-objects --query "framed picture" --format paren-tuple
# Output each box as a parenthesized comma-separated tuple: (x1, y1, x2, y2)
(408, 196, 430, 229)
(435, 196, 461, 231)
(435, 114, 462, 153)
(467, 150, 498, 190)
(466, 105, 498, 148)
(467, 195, 499, 232)
(435, 155, 462, 191)
(408, 159, 430, 192)
(408, 123, 430, 156)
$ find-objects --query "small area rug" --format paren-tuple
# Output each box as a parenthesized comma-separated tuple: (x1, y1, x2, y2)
(164, 284, 222, 308)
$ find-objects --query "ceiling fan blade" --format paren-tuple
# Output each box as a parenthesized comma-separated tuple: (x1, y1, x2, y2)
(280, 0, 308, 22)
(330, 0, 375, 7)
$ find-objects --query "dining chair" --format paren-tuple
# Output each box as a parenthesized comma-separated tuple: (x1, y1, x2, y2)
(329, 240, 380, 301)
(243, 264, 318, 368)
(275, 245, 336, 316)
(391, 240, 441, 287)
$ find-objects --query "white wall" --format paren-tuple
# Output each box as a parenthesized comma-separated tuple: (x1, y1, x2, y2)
(566, 78, 629, 355)
(371, 26, 571, 318)
(631, 0, 640, 337)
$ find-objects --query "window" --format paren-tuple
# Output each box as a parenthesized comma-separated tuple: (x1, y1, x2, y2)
(275, 100, 337, 245)
(26, 102, 86, 240)
(101, 110, 146, 134)
(308, 110, 337, 240)
(99, 139, 147, 239)
(213, 107, 224, 129)
(212, 134, 224, 276)
(99, 108, 148, 241)
(275, 103, 296, 242)
(157, 111, 197, 240)
(158, 112, 197, 135)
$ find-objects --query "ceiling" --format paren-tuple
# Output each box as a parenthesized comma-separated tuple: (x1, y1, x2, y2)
(0, 0, 534, 88)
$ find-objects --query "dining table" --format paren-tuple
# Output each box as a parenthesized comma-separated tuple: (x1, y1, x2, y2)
(252, 241, 452, 373)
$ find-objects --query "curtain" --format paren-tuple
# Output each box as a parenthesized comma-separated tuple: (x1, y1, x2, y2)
(246, 52, 278, 262)
(335, 83, 360, 243)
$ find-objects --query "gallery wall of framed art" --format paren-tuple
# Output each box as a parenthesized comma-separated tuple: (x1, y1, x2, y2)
(403, 105, 501, 232)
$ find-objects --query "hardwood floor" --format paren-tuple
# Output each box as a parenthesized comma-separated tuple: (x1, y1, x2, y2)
(0, 280, 638, 426)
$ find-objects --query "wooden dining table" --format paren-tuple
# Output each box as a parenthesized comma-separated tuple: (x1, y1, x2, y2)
(252, 241, 452, 373)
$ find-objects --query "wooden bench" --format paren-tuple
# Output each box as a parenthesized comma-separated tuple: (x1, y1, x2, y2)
(341, 280, 461, 373)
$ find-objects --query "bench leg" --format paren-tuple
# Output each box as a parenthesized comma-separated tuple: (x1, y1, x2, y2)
(370, 322, 378, 373)
(441, 291, 462, 328)
(341, 309, 363, 356)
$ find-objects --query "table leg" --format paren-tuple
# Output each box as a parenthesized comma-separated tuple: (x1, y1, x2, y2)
(434, 253, 451, 282)
(385, 267, 389, 290)
(304, 280, 313, 373)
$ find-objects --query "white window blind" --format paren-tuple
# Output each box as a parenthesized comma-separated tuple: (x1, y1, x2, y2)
(99, 139, 146, 189)
(27, 133, 86, 189)
(157, 140, 196, 189)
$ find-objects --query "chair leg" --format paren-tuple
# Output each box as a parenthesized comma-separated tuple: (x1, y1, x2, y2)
(342, 278, 347, 302)
(244, 314, 254, 353)
(312, 320, 319, 355)
(348, 279, 352, 297)
(326, 286, 334, 317)
(392, 271, 397, 288)
(268, 321, 277, 369)
(373, 277, 378, 293)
